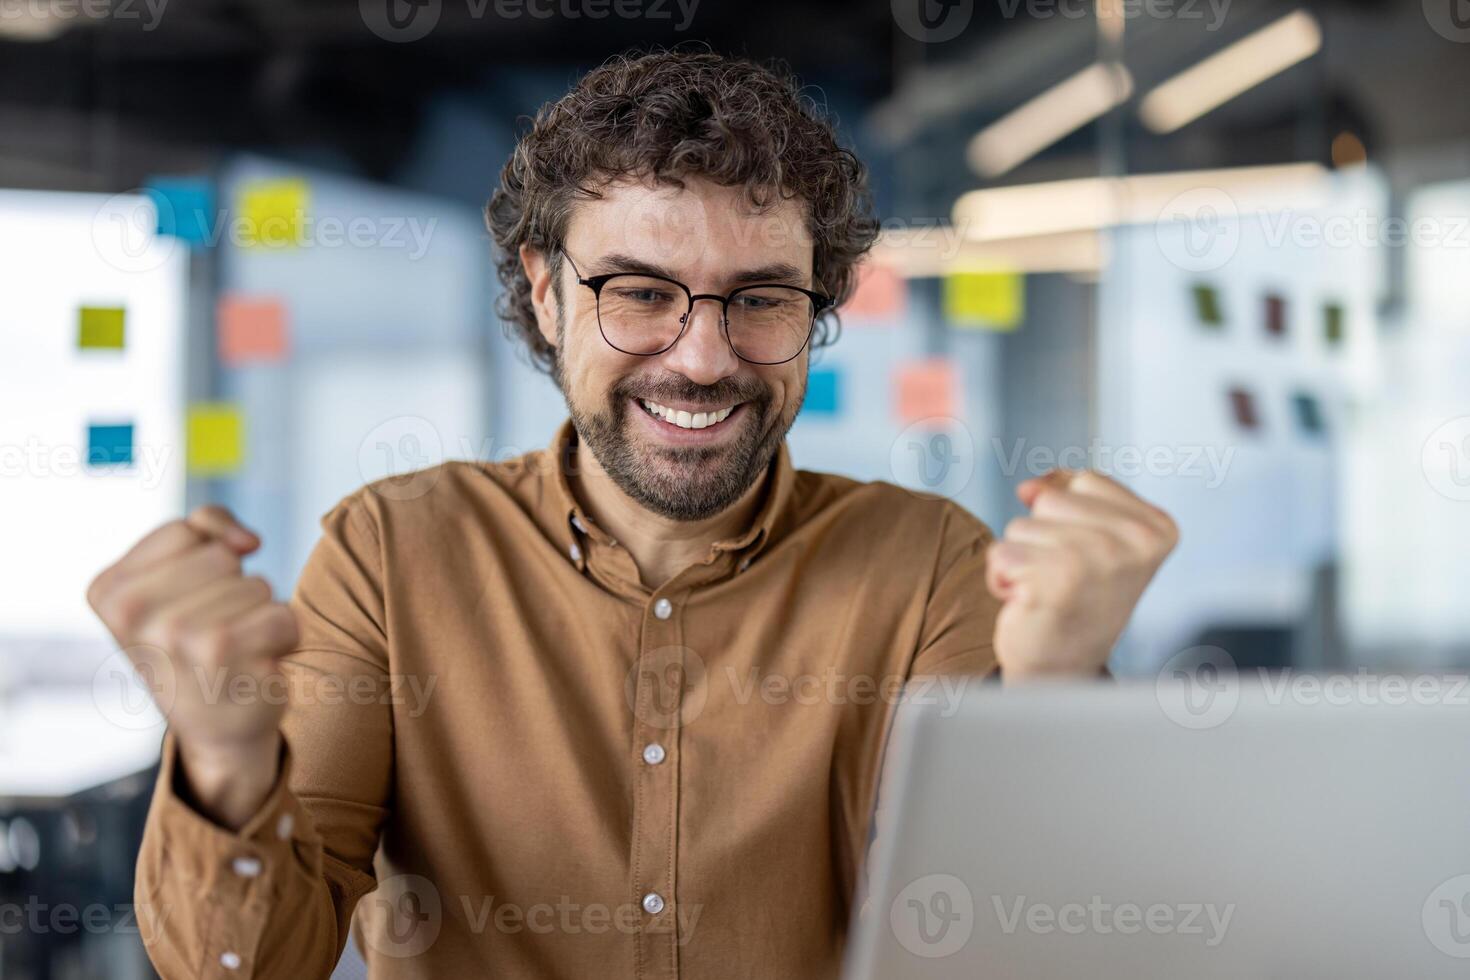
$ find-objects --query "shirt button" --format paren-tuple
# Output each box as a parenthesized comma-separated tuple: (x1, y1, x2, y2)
(276, 812, 295, 840)
(653, 598, 673, 620)
(220, 951, 242, 970)
(232, 856, 263, 878)
(571, 514, 587, 533)
(569, 542, 583, 562)
(642, 892, 665, 915)
(642, 743, 665, 765)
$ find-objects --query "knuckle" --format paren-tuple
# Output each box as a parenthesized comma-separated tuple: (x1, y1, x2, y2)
(104, 588, 150, 636)
(190, 624, 235, 668)
(241, 575, 273, 602)
(200, 541, 242, 574)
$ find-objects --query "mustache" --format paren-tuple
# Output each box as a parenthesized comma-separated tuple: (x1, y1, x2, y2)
(612, 374, 770, 408)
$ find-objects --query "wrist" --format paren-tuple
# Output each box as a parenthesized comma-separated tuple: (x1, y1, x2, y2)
(176, 730, 282, 831)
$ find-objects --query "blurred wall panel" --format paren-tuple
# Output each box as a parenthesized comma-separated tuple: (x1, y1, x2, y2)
(214, 158, 491, 593)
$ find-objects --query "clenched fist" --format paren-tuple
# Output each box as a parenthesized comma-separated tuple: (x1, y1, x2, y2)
(86, 505, 298, 827)
(987, 470, 1178, 681)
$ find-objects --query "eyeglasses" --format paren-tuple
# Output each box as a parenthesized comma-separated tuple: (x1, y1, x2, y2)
(561, 249, 834, 365)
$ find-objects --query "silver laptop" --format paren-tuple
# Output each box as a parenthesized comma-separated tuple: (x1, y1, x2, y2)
(845, 676, 1470, 979)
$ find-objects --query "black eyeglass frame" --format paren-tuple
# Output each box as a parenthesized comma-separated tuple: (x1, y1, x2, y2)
(561, 249, 835, 365)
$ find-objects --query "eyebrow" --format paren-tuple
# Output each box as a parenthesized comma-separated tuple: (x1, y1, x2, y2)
(590, 253, 810, 289)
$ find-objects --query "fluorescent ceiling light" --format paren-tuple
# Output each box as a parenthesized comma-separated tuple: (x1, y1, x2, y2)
(951, 163, 1329, 241)
(1139, 10, 1323, 134)
(968, 62, 1135, 177)
(872, 230, 1104, 277)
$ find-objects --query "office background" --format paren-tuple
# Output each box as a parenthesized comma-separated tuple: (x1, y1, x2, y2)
(3, 0, 1470, 975)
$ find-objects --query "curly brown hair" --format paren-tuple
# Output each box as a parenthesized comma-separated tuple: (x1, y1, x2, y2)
(485, 48, 880, 374)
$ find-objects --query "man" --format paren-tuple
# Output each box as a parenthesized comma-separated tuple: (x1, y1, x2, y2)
(88, 50, 1177, 978)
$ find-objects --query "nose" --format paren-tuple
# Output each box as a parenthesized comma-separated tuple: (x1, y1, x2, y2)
(661, 296, 740, 385)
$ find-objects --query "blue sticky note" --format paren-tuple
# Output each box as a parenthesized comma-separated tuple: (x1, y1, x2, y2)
(146, 177, 214, 246)
(805, 367, 842, 416)
(87, 423, 135, 466)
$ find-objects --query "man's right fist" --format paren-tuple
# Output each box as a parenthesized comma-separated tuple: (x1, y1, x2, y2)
(87, 505, 298, 825)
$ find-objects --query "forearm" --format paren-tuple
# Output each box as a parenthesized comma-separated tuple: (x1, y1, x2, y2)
(135, 733, 371, 979)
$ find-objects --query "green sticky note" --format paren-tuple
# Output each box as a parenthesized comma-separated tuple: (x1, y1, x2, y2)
(943, 271, 1023, 330)
(1324, 303, 1345, 346)
(79, 307, 126, 349)
(1192, 284, 1223, 327)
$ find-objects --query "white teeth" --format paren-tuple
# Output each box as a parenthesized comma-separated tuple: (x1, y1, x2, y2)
(640, 400, 736, 430)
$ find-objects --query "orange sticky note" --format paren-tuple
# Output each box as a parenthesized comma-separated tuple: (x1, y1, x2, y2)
(218, 295, 288, 365)
(843, 262, 905, 323)
(895, 359, 958, 423)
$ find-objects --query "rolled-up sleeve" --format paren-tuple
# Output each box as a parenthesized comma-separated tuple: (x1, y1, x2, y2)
(134, 491, 394, 978)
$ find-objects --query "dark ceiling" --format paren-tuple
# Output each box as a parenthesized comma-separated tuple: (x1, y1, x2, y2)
(1, 0, 1463, 202)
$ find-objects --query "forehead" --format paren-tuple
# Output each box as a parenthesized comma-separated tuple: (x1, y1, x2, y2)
(564, 177, 814, 277)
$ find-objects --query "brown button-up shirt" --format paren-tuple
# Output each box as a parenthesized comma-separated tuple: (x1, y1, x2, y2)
(135, 420, 1000, 979)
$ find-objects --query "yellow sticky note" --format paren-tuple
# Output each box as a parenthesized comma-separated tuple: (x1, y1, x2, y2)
(238, 178, 308, 248)
(187, 404, 245, 475)
(78, 306, 126, 349)
(943, 271, 1023, 330)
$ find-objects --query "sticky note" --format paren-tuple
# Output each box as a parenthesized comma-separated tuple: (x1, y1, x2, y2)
(1192, 284, 1223, 327)
(78, 306, 126, 349)
(146, 177, 214, 247)
(943, 271, 1022, 330)
(804, 367, 842, 416)
(1227, 387, 1260, 432)
(87, 423, 134, 466)
(187, 404, 245, 475)
(1292, 392, 1325, 435)
(238, 178, 308, 248)
(1323, 302, 1345, 346)
(1264, 293, 1286, 338)
(218, 295, 288, 365)
(843, 263, 905, 323)
(895, 359, 958, 423)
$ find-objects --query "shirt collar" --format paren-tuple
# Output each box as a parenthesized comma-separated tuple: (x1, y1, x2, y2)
(550, 417, 793, 568)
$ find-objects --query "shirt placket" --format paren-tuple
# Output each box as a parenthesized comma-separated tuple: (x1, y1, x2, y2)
(629, 585, 689, 980)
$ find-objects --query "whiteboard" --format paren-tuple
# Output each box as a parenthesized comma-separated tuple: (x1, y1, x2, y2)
(0, 189, 188, 649)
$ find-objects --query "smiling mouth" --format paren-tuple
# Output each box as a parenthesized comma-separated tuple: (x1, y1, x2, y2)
(638, 398, 740, 431)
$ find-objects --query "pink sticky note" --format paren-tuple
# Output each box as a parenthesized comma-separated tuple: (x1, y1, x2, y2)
(843, 262, 905, 323)
(895, 359, 958, 423)
(218, 295, 288, 365)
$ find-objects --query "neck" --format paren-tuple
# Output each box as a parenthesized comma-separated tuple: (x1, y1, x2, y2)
(567, 441, 769, 589)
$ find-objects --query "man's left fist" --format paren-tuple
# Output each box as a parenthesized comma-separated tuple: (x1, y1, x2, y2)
(986, 469, 1179, 680)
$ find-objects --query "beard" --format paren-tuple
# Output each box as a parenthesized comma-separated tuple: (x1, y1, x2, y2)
(559, 367, 794, 521)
